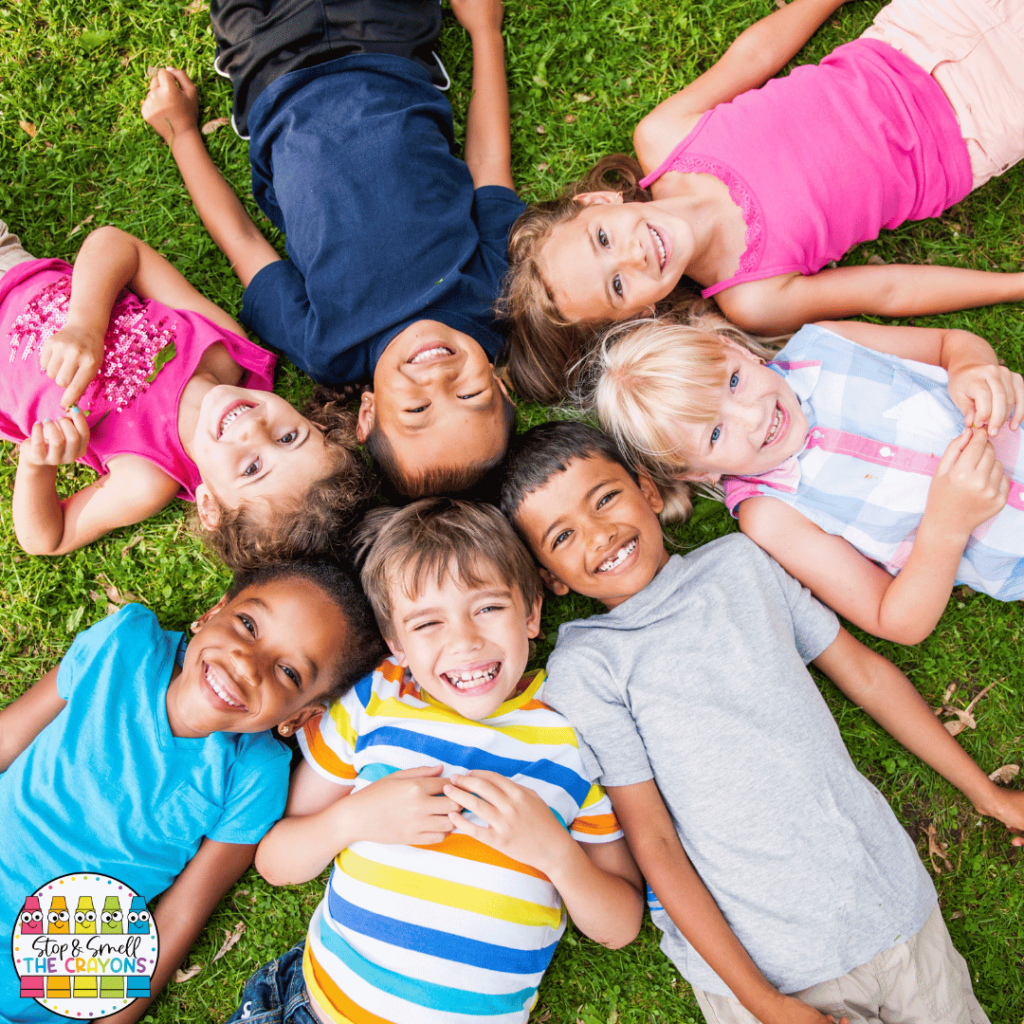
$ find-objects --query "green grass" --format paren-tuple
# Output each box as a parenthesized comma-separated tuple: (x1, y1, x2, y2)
(2, 0, 1024, 1020)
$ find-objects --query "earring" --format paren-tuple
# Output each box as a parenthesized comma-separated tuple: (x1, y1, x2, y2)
(279, 724, 291, 737)
(189, 619, 200, 634)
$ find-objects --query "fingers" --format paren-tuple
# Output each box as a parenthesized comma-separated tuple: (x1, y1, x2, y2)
(24, 412, 90, 465)
(164, 66, 197, 97)
(937, 428, 973, 473)
(1011, 372, 1024, 431)
(390, 764, 445, 779)
(61, 363, 98, 411)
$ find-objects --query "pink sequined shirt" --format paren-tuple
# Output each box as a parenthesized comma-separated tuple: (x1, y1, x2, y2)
(639, 39, 972, 299)
(0, 258, 276, 500)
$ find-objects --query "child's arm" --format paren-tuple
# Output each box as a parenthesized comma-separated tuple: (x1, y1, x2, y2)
(12, 224, 246, 555)
(445, 771, 645, 950)
(142, 69, 281, 288)
(255, 761, 459, 885)
(718, 264, 1024, 336)
(451, 0, 514, 190)
(605, 780, 847, 1024)
(104, 839, 257, 1024)
(739, 430, 1008, 645)
(0, 667, 65, 771)
(634, 0, 850, 171)
(813, 627, 1024, 842)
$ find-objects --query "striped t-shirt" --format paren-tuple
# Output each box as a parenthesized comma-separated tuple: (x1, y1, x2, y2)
(297, 657, 622, 1024)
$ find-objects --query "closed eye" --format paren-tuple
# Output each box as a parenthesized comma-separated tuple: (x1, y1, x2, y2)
(413, 619, 442, 631)
(406, 405, 428, 414)
(458, 390, 484, 400)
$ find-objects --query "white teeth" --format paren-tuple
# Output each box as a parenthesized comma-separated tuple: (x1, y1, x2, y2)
(444, 664, 499, 690)
(218, 403, 254, 438)
(206, 665, 244, 708)
(409, 346, 455, 364)
(651, 227, 666, 270)
(597, 538, 637, 573)
(764, 407, 782, 447)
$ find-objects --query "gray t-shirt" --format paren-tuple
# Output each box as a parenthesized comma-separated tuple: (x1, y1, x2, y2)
(543, 534, 936, 997)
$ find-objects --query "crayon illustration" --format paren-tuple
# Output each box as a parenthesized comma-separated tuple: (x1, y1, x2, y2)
(126, 896, 151, 934)
(19, 975, 44, 998)
(18, 896, 43, 935)
(101, 895, 123, 933)
(47, 896, 70, 934)
(125, 975, 151, 998)
(74, 895, 97, 933)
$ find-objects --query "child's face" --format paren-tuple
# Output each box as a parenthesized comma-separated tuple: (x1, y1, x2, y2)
(192, 385, 335, 528)
(166, 577, 347, 738)
(539, 194, 692, 323)
(515, 455, 669, 609)
(359, 320, 511, 480)
(675, 342, 808, 483)
(386, 563, 542, 721)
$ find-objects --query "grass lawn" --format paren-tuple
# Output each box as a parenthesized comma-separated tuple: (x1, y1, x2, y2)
(2, 0, 1024, 1020)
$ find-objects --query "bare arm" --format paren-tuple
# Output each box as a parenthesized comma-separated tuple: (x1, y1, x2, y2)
(718, 264, 1024, 335)
(635, 0, 849, 170)
(451, 0, 514, 190)
(142, 68, 280, 288)
(813, 629, 1024, 842)
(445, 772, 644, 949)
(104, 839, 257, 1024)
(606, 780, 845, 1024)
(0, 667, 65, 771)
(255, 762, 458, 885)
(738, 448, 1007, 646)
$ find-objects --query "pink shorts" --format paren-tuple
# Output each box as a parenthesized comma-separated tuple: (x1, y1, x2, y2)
(862, 0, 1024, 189)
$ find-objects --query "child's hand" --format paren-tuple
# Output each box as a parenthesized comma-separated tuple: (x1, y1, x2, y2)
(450, 0, 504, 36)
(925, 428, 1008, 538)
(19, 409, 91, 468)
(764, 994, 848, 1024)
(948, 362, 1024, 436)
(142, 68, 200, 147)
(972, 784, 1024, 847)
(39, 324, 104, 409)
(349, 765, 458, 846)
(444, 771, 570, 873)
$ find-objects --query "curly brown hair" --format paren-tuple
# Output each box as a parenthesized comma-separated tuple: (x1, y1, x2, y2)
(201, 387, 374, 571)
(501, 154, 700, 404)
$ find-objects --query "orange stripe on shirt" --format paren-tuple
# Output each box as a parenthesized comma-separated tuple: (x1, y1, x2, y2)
(571, 813, 621, 836)
(304, 722, 357, 780)
(305, 944, 390, 1024)
(416, 832, 550, 881)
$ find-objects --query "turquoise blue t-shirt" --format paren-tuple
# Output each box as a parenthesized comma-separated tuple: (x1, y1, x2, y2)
(0, 604, 290, 1022)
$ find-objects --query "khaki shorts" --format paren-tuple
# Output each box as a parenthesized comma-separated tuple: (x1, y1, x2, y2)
(861, 0, 1024, 189)
(0, 219, 33, 277)
(691, 904, 990, 1024)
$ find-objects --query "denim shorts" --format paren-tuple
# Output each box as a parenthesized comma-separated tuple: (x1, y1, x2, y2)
(224, 941, 320, 1024)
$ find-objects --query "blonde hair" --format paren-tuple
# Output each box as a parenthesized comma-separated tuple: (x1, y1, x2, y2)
(588, 311, 782, 522)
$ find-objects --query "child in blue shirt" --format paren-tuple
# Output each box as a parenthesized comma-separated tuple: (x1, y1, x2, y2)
(0, 559, 385, 1024)
(142, 0, 519, 498)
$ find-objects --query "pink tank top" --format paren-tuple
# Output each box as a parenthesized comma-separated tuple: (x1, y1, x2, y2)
(639, 39, 972, 298)
(0, 258, 276, 500)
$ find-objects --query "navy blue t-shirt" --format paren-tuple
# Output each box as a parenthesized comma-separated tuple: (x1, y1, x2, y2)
(240, 52, 524, 385)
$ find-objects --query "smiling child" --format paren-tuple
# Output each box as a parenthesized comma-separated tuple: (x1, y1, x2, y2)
(0, 560, 385, 1024)
(245, 498, 642, 1024)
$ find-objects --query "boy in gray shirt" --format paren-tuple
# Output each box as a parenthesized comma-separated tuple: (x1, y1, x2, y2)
(500, 422, 1024, 1024)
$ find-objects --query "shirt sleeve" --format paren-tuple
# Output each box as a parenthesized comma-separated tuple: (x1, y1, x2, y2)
(56, 606, 148, 701)
(472, 185, 525, 260)
(296, 692, 360, 785)
(569, 782, 623, 845)
(543, 643, 656, 790)
(766, 550, 840, 663)
(206, 735, 292, 844)
(240, 260, 315, 376)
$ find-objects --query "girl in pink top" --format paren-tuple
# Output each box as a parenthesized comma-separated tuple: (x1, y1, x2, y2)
(501, 0, 1024, 402)
(1, 222, 368, 562)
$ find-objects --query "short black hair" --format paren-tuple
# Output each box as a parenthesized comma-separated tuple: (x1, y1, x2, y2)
(499, 421, 638, 526)
(228, 560, 386, 702)
(366, 389, 517, 502)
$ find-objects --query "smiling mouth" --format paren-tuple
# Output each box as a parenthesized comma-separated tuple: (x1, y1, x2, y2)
(596, 538, 637, 573)
(649, 226, 667, 272)
(218, 402, 255, 438)
(763, 404, 787, 448)
(442, 662, 501, 691)
(408, 344, 456, 365)
(204, 663, 247, 709)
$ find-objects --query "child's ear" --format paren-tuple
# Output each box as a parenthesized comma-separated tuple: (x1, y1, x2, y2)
(572, 190, 625, 206)
(355, 391, 375, 443)
(276, 706, 322, 740)
(383, 633, 409, 667)
(195, 484, 221, 531)
(638, 472, 666, 515)
(193, 593, 230, 633)
(680, 469, 721, 486)
(525, 593, 544, 638)
(537, 566, 570, 597)
(494, 373, 515, 406)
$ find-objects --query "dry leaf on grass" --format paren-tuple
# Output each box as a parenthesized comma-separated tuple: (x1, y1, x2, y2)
(174, 964, 202, 983)
(66, 214, 94, 240)
(19, 120, 36, 138)
(146, 65, 160, 79)
(866, 254, 886, 265)
(988, 764, 1020, 785)
(185, 0, 207, 13)
(211, 921, 245, 963)
(938, 681, 996, 736)
(926, 822, 953, 874)
(202, 117, 231, 135)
